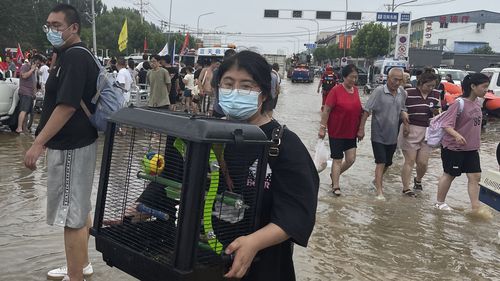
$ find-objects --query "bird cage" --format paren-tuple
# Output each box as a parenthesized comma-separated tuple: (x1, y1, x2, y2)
(91, 107, 272, 281)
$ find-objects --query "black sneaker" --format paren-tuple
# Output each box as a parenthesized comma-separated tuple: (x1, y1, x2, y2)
(413, 178, 423, 191)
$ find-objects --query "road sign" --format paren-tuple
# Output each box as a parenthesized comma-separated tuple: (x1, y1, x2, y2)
(376, 12, 398, 22)
(316, 11, 331, 19)
(395, 35, 409, 60)
(346, 12, 362, 20)
(400, 13, 411, 22)
(292, 10, 302, 18)
(264, 9, 279, 18)
(304, 43, 317, 50)
(341, 57, 348, 67)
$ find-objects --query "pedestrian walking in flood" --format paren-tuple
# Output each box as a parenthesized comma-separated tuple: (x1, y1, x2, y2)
(399, 72, 440, 196)
(358, 68, 409, 200)
(435, 73, 490, 211)
(24, 3, 99, 281)
(318, 64, 363, 196)
(147, 55, 171, 109)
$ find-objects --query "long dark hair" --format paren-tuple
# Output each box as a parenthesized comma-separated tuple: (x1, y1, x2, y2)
(461, 73, 490, 97)
(214, 50, 272, 113)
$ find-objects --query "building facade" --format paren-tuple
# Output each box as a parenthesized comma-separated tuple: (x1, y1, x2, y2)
(405, 10, 500, 53)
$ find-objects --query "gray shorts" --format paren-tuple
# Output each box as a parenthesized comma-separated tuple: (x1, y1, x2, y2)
(47, 142, 97, 228)
(19, 95, 34, 113)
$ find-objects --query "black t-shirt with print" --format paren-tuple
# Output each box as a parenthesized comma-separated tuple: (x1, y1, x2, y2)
(36, 42, 99, 150)
(241, 120, 319, 281)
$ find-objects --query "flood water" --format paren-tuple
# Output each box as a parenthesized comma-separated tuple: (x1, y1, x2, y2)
(1, 79, 499, 281)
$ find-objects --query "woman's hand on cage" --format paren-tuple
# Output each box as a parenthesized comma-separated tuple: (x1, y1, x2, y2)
(223, 235, 258, 279)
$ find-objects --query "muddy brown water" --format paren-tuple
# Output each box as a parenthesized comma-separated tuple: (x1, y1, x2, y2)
(1, 79, 499, 281)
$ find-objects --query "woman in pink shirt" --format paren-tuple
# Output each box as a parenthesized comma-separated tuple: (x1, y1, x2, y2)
(435, 73, 489, 211)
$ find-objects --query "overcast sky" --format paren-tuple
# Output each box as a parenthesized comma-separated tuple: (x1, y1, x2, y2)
(102, 0, 500, 55)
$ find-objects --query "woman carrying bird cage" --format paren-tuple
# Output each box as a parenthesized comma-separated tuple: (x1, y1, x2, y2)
(214, 50, 319, 280)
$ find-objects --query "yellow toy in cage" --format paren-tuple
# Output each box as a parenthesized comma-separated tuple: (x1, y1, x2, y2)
(142, 152, 165, 175)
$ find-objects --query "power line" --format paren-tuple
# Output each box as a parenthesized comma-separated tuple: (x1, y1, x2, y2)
(134, 0, 149, 24)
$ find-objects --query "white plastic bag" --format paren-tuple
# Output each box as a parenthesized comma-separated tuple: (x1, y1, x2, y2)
(313, 139, 329, 173)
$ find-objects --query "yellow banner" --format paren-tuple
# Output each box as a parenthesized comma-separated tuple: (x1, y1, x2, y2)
(118, 19, 128, 52)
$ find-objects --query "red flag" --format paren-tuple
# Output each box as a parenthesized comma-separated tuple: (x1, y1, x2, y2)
(15, 43, 24, 63)
(143, 37, 148, 52)
(180, 32, 189, 55)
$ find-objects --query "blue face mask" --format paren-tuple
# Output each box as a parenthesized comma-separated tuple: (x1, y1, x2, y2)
(46, 30, 65, 47)
(218, 88, 261, 120)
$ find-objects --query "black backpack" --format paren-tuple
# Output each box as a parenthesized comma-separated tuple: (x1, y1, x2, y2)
(321, 73, 337, 91)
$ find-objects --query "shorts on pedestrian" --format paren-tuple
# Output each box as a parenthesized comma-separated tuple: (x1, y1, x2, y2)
(329, 138, 357, 159)
(169, 92, 178, 104)
(183, 89, 192, 97)
(397, 124, 431, 152)
(441, 147, 481, 177)
(19, 95, 34, 113)
(371, 141, 397, 167)
(47, 141, 97, 229)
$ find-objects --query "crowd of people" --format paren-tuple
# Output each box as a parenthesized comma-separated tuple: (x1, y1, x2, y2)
(318, 63, 495, 213)
(8, 2, 500, 281)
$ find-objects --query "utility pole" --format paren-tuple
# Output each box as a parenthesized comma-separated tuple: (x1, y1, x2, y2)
(91, 0, 97, 56)
(166, 0, 173, 51)
(135, 0, 149, 24)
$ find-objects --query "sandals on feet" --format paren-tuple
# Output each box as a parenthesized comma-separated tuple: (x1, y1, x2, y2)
(402, 189, 417, 197)
(413, 178, 423, 191)
(331, 185, 341, 196)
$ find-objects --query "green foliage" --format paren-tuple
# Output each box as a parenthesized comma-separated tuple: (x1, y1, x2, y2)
(0, 1, 194, 58)
(350, 22, 389, 58)
(469, 45, 495, 55)
(0, 0, 105, 54)
(313, 43, 349, 63)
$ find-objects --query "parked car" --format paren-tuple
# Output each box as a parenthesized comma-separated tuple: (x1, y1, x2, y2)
(364, 58, 409, 94)
(0, 74, 33, 132)
(480, 67, 500, 117)
(356, 66, 368, 86)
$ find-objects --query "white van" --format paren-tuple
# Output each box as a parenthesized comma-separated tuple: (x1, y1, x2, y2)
(480, 67, 500, 96)
(365, 58, 409, 94)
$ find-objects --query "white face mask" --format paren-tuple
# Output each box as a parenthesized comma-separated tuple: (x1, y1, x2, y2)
(218, 88, 261, 120)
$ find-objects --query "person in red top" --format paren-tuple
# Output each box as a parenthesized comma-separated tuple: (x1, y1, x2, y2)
(318, 64, 363, 196)
(316, 66, 338, 111)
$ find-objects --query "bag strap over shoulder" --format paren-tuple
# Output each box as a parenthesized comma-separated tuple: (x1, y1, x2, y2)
(67, 46, 100, 118)
(67, 46, 103, 71)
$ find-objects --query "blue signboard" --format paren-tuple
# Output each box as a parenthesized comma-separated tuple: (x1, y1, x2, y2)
(376, 12, 398, 22)
(400, 13, 411, 22)
(304, 43, 317, 50)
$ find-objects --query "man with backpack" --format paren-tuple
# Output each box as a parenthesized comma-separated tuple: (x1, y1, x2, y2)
(24, 3, 98, 281)
(317, 66, 337, 111)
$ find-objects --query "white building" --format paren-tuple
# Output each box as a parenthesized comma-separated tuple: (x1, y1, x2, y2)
(400, 10, 500, 53)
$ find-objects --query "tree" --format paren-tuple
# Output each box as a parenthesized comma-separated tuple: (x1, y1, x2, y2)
(350, 23, 389, 59)
(0, 0, 106, 54)
(470, 45, 495, 55)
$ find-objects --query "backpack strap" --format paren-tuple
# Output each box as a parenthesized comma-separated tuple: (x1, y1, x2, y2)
(267, 124, 286, 172)
(67, 46, 101, 118)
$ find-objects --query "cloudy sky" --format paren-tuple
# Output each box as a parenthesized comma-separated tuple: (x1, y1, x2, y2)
(102, 0, 500, 54)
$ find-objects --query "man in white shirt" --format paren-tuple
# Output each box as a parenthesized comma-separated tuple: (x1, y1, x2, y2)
(38, 57, 50, 94)
(116, 57, 133, 105)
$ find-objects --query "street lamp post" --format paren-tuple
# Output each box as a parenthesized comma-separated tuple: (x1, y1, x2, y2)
(342, 0, 349, 58)
(197, 12, 215, 42)
(214, 25, 227, 33)
(308, 19, 320, 43)
(91, 0, 97, 55)
(296, 27, 311, 44)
